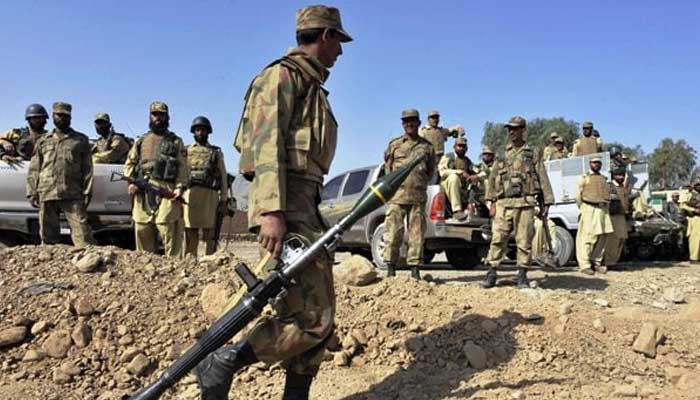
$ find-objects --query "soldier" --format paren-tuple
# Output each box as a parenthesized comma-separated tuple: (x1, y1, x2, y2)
(680, 181, 700, 264)
(26, 102, 95, 247)
(571, 121, 602, 156)
(604, 167, 630, 267)
(195, 6, 353, 400)
(481, 116, 554, 289)
(418, 110, 463, 161)
(575, 157, 613, 274)
(542, 132, 560, 161)
(472, 146, 495, 217)
(183, 116, 228, 257)
(438, 137, 478, 221)
(383, 109, 436, 278)
(123, 102, 188, 257)
(664, 192, 683, 224)
(546, 137, 568, 161)
(91, 113, 131, 164)
(0, 103, 48, 161)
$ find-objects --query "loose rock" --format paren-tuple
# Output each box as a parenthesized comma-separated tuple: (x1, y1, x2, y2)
(0, 326, 28, 347)
(199, 283, 232, 321)
(75, 253, 102, 273)
(463, 341, 487, 370)
(334, 255, 378, 286)
(126, 354, 151, 376)
(632, 322, 659, 358)
(43, 330, 73, 359)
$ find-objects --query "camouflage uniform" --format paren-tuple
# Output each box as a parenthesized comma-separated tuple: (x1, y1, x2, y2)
(544, 137, 568, 161)
(572, 122, 602, 156)
(92, 113, 131, 164)
(123, 102, 188, 257)
(438, 138, 475, 215)
(472, 146, 495, 216)
(604, 178, 630, 266)
(0, 127, 46, 160)
(418, 110, 461, 160)
(26, 102, 95, 247)
(680, 183, 700, 262)
(183, 142, 227, 256)
(383, 111, 436, 273)
(575, 161, 613, 271)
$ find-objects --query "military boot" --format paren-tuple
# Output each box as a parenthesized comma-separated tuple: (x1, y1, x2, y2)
(386, 262, 396, 277)
(195, 341, 258, 400)
(410, 266, 421, 280)
(516, 267, 529, 289)
(282, 371, 314, 400)
(480, 268, 497, 289)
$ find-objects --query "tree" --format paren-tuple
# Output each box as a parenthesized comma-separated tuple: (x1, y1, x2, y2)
(648, 138, 697, 190)
(481, 117, 579, 155)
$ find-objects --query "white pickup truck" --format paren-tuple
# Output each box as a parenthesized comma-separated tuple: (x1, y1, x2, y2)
(0, 160, 133, 248)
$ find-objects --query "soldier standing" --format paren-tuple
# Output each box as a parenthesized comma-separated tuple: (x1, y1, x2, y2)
(575, 157, 613, 274)
(183, 116, 228, 257)
(438, 137, 478, 221)
(545, 137, 568, 161)
(664, 192, 683, 224)
(418, 110, 462, 162)
(26, 102, 95, 247)
(91, 113, 131, 164)
(382, 109, 436, 279)
(571, 121, 602, 156)
(473, 146, 495, 216)
(195, 6, 353, 400)
(604, 166, 630, 267)
(0, 104, 48, 161)
(123, 102, 188, 257)
(542, 132, 560, 161)
(680, 181, 700, 264)
(481, 116, 554, 289)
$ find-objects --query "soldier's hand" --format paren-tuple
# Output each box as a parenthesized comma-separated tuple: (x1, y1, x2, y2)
(259, 211, 287, 259)
(128, 183, 139, 196)
(29, 197, 39, 209)
(489, 203, 497, 218)
(1, 142, 14, 153)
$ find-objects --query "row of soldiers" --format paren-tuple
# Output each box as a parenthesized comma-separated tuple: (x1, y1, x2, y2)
(6, 101, 231, 258)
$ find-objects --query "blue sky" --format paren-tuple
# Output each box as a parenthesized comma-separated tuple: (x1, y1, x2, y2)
(2, 0, 698, 178)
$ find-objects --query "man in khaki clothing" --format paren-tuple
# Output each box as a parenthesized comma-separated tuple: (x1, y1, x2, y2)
(542, 132, 560, 161)
(472, 146, 495, 217)
(123, 102, 188, 257)
(545, 136, 568, 161)
(183, 116, 227, 257)
(419, 110, 463, 162)
(195, 6, 353, 399)
(604, 167, 630, 267)
(575, 157, 613, 274)
(26, 102, 95, 247)
(438, 137, 478, 221)
(1, 103, 48, 161)
(91, 112, 131, 164)
(383, 109, 436, 279)
(571, 121, 602, 156)
(482, 116, 554, 289)
(680, 181, 700, 264)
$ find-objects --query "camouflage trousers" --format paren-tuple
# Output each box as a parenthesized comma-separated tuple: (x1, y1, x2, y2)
(440, 174, 467, 212)
(39, 199, 95, 247)
(485, 203, 534, 268)
(383, 203, 426, 266)
(184, 228, 215, 257)
(604, 214, 628, 266)
(687, 216, 700, 261)
(134, 220, 183, 257)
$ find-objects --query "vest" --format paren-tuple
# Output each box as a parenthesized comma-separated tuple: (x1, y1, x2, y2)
(188, 144, 222, 189)
(609, 183, 629, 215)
(446, 152, 472, 172)
(494, 145, 540, 198)
(577, 136, 599, 155)
(581, 174, 610, 204)
(136, 132, 179, 182)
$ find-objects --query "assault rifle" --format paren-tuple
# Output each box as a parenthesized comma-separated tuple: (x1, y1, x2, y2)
(110, 171, 186, 211)
(124, 155, 426, 400)
(533, 192, 560, 269)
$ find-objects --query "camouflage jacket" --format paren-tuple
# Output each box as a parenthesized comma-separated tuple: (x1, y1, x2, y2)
(92, 131, 131, 164)
(419, 126, 452, 156)
(27, 128, 93, 201)
(384, 135, 436, 205)
(486, 143, 554, 208)
(234, 48, 337, 230)
(0, 126, 46, 160)
(438, 153, 474, 181)
(543, 144, 568, 161)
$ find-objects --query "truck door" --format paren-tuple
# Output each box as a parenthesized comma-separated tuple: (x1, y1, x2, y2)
(319, 173, 346, 226)
(336, 169, 372, 244)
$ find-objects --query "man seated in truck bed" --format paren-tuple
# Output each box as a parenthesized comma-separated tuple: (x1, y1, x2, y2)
(438, 137, 479, 221)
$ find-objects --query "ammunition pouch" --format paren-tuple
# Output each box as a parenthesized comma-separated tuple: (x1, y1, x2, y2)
(189, 169, 212, 187)
(609, 200, 623, 215)
(503, 173, 525, 198)
(151, 139, 179, 182)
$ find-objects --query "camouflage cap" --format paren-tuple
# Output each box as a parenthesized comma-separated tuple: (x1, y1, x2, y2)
(401, 108, 420, 119)
(52, 102, 72, 115)
(549, 132, 560, 139)
(150, 101, 169, 114)
(427, 110, 440, 118)
(505, 116, 526, 128)
(481, 146, 494, 155)
(454, 137, 467, 145)
(94, 112, 110, 122)
(590, 156, 602, 163)
(582, 121, 594, 129)
(296, 5, 353, 42)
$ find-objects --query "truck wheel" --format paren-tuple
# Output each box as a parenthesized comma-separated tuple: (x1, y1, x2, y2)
(445, 249, 481, 270)
(371, 223, 389, 270)
(552, 226, 574, 266)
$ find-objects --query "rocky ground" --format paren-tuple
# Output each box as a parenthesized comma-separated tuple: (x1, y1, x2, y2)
(1, 242, 700, 400)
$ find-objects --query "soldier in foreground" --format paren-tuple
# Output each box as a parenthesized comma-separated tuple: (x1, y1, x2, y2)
(604, 166, 630, 267)
(419, 110, 463, 163)
(91, 112, 131, 164)
(680, 181, 700, 264)
(26, 102, 95, 247)
(195, 6, 353, 399)
(383, 109, 436, 279)
(0, 103, 48, 161)
(481, 116, 554, 289)
(438, 137, 478, 221)
(123, 102, 188, 257)
(575, 157, 613, 274)
(183, 116, 228, 257)
(571, 121, 602, 156)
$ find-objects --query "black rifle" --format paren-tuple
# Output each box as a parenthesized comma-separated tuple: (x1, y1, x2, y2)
(124, 155, 426, 400)
(533, 192, 560, 269)
(110, 171, 186, 211)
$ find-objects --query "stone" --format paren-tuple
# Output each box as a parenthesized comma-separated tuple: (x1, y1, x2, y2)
(22, 349, 46, 362)
(116, 325, 129, 336)
(59, 361, 81, 376)
(350, 329, 368, 346)
(559, 302, 574, 315)
(333, 351, 350, 367)
(462, 341, 487, 370)
(528, 351, 545, 363)
(118, 335, 134, 346)
(75, 253, 102, 272)
(0, 326, 28, 347)
(512, 390, 525, 400)
(71, 323, 92, 348)
(43, 330, 73, 358)
(651, 301, 668, 310)
(120, 347, 141, 363)
(53, 369, 72, 384)
(126, 354, 151, 376)
(613, 384, 637, 397)
(593, 298, 610, 308)
(74, 298, 95, 316)
(334, 255, 378, 287)
(592, 318, 606, 333)
(480, 319, 498, 333)
(199, 283, 232, 321)
(30, 321, 52, 335)
(663, 287, 685, 304)
(632, 323, 659, 358)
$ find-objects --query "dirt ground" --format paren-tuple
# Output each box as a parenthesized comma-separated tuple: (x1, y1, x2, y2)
(1, 242, 700, 400)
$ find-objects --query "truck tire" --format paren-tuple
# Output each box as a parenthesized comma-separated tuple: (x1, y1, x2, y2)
(370, 223, 389, 270)
(445, 248, 481, 270)
(552, 226, 574, 266)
